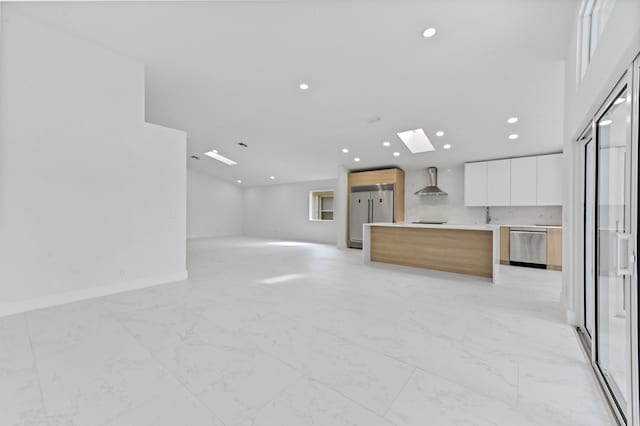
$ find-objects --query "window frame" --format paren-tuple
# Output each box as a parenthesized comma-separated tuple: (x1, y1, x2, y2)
(577, 0, 616, 82)
(308, 189, 335, 222)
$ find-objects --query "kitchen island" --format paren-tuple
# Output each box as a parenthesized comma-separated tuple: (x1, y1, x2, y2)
(363, 223, 500, 282)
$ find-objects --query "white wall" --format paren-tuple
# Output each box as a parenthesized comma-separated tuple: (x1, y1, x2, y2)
(243, 179, 338, 244)
(335, 166, 349, 248)
(563, 0, 640, 324)
(187, 168, 244, 238)
(404, 167, 562, 225)
(0, 11, 187, 316)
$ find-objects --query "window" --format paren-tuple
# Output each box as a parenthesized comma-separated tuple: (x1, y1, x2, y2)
(309, 190, 334, 221)
(577, 0, 616, 82)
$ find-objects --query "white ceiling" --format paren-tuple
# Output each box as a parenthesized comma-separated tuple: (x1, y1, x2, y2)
(7, 0, 577, 186)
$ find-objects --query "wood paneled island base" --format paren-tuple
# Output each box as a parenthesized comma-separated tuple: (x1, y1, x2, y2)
(363, 223, 500, 281)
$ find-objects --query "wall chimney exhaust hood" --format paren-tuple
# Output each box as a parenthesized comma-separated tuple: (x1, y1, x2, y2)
(414, 167, 447, 196)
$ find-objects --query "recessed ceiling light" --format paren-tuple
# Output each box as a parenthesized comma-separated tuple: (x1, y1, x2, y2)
(269, 175, 276, 180)
(614, 97, 625, 105)
(507, 117, 519, 124)
(393, 152, 400, 157)
(383, 141, 391, 147)
(204, 150, 238, 165)
(508, 134, 519, 140)
(443, 144, 452, 149)
(435, 131, 445, 137)
(236, 180, 242, 184)
(396, 128, 435, 153)
(447, 169, 452, 172)
(599, 119, 613, 126)
(342, 148, 349, 153)
(354, 157, 361, 162)
(299, 83, 309, 90)
(422, 28, 437, 38)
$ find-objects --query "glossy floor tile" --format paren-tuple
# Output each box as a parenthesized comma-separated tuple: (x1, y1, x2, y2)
(0, 237, 615, 425)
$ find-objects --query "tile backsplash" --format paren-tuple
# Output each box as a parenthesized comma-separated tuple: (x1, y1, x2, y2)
(487, 206, 562, 225)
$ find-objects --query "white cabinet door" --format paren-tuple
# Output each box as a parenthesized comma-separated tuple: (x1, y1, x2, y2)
(486, 159, 511, 206)
(464, 162, 487, 206)
(536, 153, 563, 206)
(510, 156, 537, 206)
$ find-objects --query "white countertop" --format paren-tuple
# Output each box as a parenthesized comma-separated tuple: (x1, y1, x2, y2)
(365, 222, 498, 231)
(365, 222, 562, 230)
(498, 224, 562, 229)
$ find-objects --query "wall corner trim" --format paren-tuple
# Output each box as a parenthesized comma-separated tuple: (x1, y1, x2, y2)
(565, 309, 579, 326)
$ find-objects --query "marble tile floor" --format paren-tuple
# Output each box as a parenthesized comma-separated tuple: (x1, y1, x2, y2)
(0, 237, 616, 426)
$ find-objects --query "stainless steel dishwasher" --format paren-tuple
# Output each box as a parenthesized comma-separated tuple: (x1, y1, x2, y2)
(509, 227, 547, 267)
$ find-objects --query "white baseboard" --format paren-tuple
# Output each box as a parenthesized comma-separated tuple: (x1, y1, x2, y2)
(187, 233, 242, 240)
(0, 270, 189, 318)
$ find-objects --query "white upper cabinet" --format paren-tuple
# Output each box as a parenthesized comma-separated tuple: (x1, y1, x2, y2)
(486, 159, 511, 206)
(510, 156, 538, 206)
(536, 153, 563, 206)
(464, 162, 487, 206)
(464, 153, 563, 207)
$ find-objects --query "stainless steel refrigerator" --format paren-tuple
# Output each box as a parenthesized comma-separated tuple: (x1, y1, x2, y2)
(349, 184, 395, 248)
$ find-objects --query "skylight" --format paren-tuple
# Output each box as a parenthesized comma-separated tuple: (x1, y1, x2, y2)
(204, 150, 237, 165)
(396, 128, 435, 154)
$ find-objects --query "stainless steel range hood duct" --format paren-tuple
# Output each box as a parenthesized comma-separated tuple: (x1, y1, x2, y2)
(414, 167, 448, 196)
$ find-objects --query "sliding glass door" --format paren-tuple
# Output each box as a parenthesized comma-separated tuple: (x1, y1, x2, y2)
(596, 85, 632, 418)
(578, 63, 639, 425)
